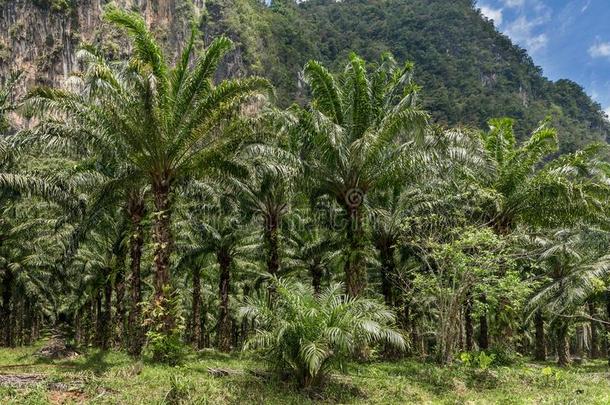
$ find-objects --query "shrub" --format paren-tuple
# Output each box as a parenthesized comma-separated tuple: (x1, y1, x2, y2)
(239, 278, 406, 388)
(459, 351, 496, 370)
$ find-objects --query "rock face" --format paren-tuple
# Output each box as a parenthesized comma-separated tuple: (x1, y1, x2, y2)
(0, 0, 204, 91)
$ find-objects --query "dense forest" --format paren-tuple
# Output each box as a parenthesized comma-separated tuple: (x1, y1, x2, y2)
(2, 1, 610, 404)
(204, 0, 610, 153)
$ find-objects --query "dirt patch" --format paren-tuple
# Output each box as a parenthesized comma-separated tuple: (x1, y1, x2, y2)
(0, 373, 46, 388)
(49, 390, 87, 405)
(0, 373, 85, 390)
(0, 373, 88, 403)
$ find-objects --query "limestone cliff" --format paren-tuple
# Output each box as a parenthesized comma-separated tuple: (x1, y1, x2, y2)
(0, 0, 204, 90)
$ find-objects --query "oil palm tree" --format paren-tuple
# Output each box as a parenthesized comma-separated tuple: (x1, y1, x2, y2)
(474, 118, 609, 349)
(180, 193, 246, 352)
(294, 52, 429, 296)
(24, 8, 270, 332)
(240, 277, 405, 388)
(527, 228, 610, 366)
(234, 169, 292, 278)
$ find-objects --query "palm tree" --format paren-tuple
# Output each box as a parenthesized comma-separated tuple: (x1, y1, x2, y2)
(69, 214, 127, 350)
(527, 228, 610, 366)
(25, 8, 270, 332)
(294, 52, 428, 296)
(180, 193, 246, 352)
(240, 277, 405, 388)
(284, 212, 339, 294)
(0, 200, 68, 347)
(473, 118, 609, 349)
(0, 72, 86, 347)
(19, 46, 152, 355)
(234, 169, 292, 278)
(477, 118, 608, 233)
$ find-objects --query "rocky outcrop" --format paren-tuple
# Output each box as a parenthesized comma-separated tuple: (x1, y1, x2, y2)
(0, 0, 204, 91)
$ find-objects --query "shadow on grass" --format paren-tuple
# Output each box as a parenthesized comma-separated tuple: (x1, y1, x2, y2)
(191, 349, 236, 362)
(60, 350, 113, 376)
(202, 371, 367, 405)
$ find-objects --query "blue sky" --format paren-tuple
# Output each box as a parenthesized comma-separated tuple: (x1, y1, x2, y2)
(476, 0, 610, 117)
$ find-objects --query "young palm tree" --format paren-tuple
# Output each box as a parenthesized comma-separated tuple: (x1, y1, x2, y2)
(25, 8, 270, 332)
(294, 52, 428, 296)
(240, 277, 405, 388)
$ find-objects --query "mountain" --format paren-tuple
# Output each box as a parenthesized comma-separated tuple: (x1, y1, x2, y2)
(1, 0, 608, 151)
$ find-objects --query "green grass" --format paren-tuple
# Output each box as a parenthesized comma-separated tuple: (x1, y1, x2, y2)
(1, 342, 609, 404)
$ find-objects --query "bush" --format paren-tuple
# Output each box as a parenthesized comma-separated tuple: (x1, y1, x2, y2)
(239, 278, 405, 388)
(459, 351, 495, 370)
(486, 347, 523, 366)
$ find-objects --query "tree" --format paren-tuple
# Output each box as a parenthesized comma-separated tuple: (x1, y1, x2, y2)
(528, 228, 610, 366)
(473, 118, 608, 350)
(240, 277, 405, 388)
(181, 193, 246, 352)
(25, 8, 270, 333)
(295, 52, 428, 296)
(19, 46, 151, 355)
(284, 212, 339, 295)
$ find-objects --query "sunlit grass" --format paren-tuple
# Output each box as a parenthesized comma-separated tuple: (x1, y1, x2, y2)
(1, 344, 609, 404)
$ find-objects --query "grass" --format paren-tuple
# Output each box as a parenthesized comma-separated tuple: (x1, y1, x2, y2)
(1, 342, 610, 404)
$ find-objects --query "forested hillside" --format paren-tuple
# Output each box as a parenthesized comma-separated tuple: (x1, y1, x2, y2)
(1, 0, 609, 151)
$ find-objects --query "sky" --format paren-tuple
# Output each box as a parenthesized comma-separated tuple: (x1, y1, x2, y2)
(476, 0, 610, 117)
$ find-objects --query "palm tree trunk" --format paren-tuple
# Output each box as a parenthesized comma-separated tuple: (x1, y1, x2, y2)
(152, 178, 173, 332)
(310, 264, 323, 295)
(556, 321, 571, 366)
(344, 206, 366, 297)
(378, 243, 395, 306)
(478, 294, 489, 350)
(264, 213, 280, 276)
(83, 299, 93, 348)
(606, 291, 610, 366)
(74, 306, 82, 347)
(534, 310, 546, 361)
(1, 268, 13, 347)
(101, 268, 112, 350)
(191, 266, 202, 349)
(114, 255, 126, 348)
(95, 289, 102, 347)
(588, 302, 599, 358)
(127, 194, 145, 356)
(24, 301, 33, 346)
(217, 250, 232, 352)
(464, 295, 474, 351)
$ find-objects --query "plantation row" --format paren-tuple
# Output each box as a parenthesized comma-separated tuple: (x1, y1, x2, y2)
(1, 7, 610, 387)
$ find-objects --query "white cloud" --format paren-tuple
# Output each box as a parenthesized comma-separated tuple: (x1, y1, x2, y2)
(502, 0, 525, 7)
(581, 0, 591, 13)
(604, 107, 610, 121)
(527, 34, 548, 52)
(589, 42, 610, 58)
(504, 16, 549, 52)
(480, 5, 503, 26)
